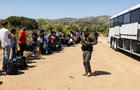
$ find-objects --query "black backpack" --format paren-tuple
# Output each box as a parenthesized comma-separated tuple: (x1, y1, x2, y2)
(6, 60, 18, 75)
(13, 56, 27, 70)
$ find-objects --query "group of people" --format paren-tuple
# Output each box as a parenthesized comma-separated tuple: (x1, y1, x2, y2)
(32, 29, 82, 55)
(0, 21, 99, 77)
(0, 21, 27, 70)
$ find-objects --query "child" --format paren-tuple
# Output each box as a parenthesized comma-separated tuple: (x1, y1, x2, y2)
(10, 28, 17, 59)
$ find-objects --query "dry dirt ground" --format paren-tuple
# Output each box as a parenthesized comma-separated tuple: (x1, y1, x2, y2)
(0, 37, 140, 90)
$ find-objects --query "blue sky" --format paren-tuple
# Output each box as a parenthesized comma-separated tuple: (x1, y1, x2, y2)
(0, 0, 139, 19)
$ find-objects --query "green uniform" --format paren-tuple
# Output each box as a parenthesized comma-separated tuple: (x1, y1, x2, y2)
(81, 35, 94, 74)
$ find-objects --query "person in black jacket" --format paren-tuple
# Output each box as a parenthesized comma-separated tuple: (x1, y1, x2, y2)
(94, 30, 99, 44)
(81, 28, 94, 77)
(38, 30, 45, 55)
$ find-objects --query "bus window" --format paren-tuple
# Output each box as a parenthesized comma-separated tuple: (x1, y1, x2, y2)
(131, 8, 140, 23)
(123, 13, 130, 24)
(117, 15, 124, 26)
(110, 19, 113, 28)
(113, 17, 118, 27)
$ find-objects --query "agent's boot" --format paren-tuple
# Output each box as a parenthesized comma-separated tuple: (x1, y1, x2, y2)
(82, 72, 88, 76)
(87, 72, 92, 77)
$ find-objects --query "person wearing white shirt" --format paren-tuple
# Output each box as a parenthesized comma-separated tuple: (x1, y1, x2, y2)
(0, 21, 13, 69)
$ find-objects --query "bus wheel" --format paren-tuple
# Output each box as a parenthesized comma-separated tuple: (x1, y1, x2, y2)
(111, 39, 114, 48)
(114, 39, 118, 50)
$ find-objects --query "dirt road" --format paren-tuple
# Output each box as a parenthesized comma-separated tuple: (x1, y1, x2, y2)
(1, 37, 140, 90)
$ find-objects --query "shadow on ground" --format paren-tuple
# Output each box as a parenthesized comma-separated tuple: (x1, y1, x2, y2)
(34, 57, 45, 60)
(27, 61, 36, 64)
(16, 71, 25, 75)
(92, 70, 111, 76)
(118, 50, 140, 61)
(27, 65, 36, 69)
(0, 81, 3, 85)
(0, 70, 24, 76)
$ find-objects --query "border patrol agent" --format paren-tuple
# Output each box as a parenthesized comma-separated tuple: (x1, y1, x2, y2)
(81, 29, 94, 77)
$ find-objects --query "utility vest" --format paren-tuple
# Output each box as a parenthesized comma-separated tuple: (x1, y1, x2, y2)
(81, 35, 93, 51)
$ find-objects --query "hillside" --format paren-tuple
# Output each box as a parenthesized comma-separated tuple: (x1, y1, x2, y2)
(46, 15, 110, 24)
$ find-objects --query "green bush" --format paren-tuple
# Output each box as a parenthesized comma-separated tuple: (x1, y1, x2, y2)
(0, 17, 109, 48)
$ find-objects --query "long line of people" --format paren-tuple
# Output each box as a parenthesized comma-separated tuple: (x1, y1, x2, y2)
(0, 21, 84, 75)
(21, 29, 82, 57)
(34, 29, 82, 55)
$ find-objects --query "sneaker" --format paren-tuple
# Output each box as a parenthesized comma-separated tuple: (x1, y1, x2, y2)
(82, 73, 88, 76)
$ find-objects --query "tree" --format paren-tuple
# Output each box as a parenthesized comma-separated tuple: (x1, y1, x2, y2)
(6, 16, 38, 30)
(36, 19, 48, 30)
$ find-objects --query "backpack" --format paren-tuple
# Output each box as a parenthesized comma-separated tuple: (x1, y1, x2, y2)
(13, 56, 27, 70)
(6, 60, 18, 75)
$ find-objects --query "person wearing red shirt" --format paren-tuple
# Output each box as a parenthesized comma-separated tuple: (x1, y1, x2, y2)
(18, 27, 27, 56)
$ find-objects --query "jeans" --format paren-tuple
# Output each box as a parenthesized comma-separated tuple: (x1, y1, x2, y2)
(11, 46, 16, 59)
(39, 43, 44, 54)
(19, 43, 26, 56)
(32, 41, 37, 50)
(43, 42, 47, 50)
(2, 46, 10, 66)
(57, 41, 62, 49)
(94, 37, 98, 44)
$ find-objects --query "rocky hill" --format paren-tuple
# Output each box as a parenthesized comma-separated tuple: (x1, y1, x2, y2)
(46, 15, 110, 24)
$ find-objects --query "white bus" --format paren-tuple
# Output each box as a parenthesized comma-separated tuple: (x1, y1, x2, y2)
(109, 4, 140, 56)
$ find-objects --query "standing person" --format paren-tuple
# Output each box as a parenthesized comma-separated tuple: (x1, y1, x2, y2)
(38, 30, 45, 55)
(10, 28, 17, 59)
(32, 29, 38, 50)
(56, 30, 62, 50)
(81, 29, 94, 77)
(0, 21, 13, 69)
(61, 31, 65, 45)
(68, 31, 74, 45)
(44, 32, 49, 50)
(76, 30, 81, 44)
(18, 27, 27, 56)
(94, 30, 99, 44)
(47, 30, 53, 54)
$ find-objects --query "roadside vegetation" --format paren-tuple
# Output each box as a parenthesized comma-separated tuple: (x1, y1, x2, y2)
(0, 16, 109, 44)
